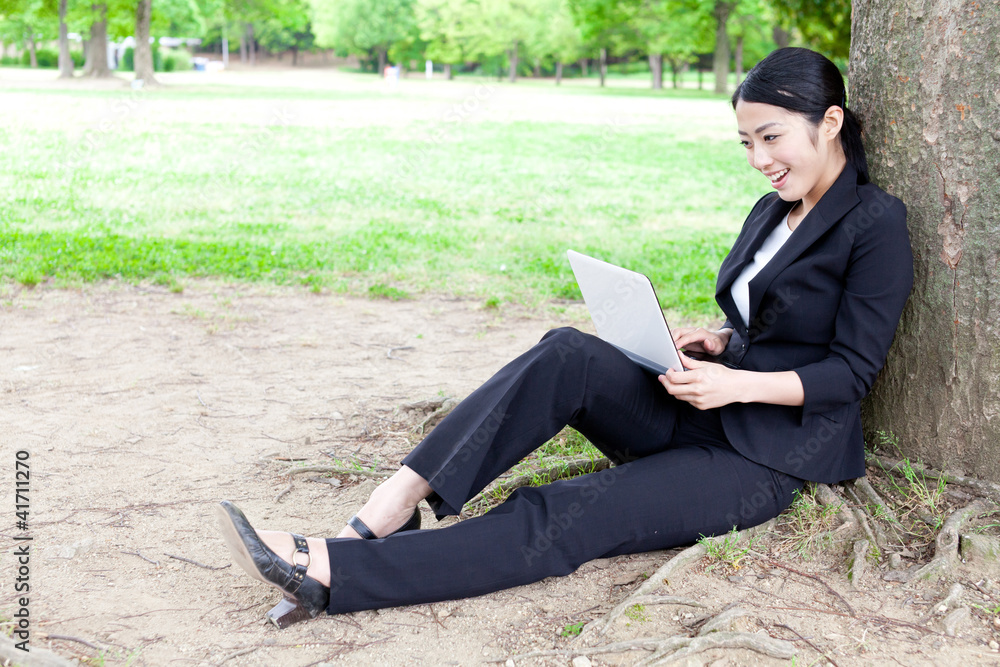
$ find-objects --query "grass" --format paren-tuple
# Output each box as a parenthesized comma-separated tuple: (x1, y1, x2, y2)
(775, 487, 841, 560)
(700, 527, 756, 572)
(1, 70, 764, 322)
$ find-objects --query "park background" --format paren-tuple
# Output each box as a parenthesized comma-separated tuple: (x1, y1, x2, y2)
(2, 0, 1000, 665)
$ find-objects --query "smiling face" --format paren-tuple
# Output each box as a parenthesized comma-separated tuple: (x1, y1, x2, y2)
(735, 100, 847, 214)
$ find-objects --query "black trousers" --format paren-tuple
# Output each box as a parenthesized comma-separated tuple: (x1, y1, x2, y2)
(324, 328, 803, 614)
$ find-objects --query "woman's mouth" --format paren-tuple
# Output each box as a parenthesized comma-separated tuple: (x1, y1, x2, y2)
(768, 168, 789, 188)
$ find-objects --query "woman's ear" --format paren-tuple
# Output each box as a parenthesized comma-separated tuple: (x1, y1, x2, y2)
(822, 105, 845, 141)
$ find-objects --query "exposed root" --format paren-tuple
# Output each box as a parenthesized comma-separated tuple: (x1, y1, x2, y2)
(642, 631, 796, 665)
(284, 464, 393, 479)
(813, 482, 856, 532)
(868, 454, 1000, 505)
(463, 457, 612, 515)
(500, 629, 794, 665)
(847, 538, 870, 588)
(579, 520, 775, 639)
(407, 396, 458, 434)
(911, 499, 995, 582)
(0, 635, 78, 667)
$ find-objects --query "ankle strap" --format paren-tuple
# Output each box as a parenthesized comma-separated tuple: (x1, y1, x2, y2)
(287, 533, 309, 593)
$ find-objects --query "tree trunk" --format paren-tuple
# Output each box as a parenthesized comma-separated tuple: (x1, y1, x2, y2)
(579, 57, 588, 77)
(377, 48, 386, 74)
(247, 23, 256, 65)
(83, 4, 111, 77)
(58, 0, 73, 77)
(648, 53, 663, 90)
(555, 61, 562, 85)
(444, 63, 452, 80)
(27, 32, 37, 68)
(772, 25, 791, 48)
(697, 66, 703, 89)
(134, 0, 157, 84)
(599, 47, 607, 87)
(508, 41, 518, 82)
(734, 35, 744, 85)
(852, 0, 1000, 481)
(712, 1, 735, 94)
(239, 29, 246, 63)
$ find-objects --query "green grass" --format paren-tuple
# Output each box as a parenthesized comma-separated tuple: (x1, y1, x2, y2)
(1, 76, 764, 320)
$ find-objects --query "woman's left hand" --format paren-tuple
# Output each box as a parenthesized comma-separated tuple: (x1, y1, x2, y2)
(659, 355, 743, 410)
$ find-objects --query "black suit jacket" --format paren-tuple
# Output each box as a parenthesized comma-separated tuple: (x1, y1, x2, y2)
(713, 164, 914, 483)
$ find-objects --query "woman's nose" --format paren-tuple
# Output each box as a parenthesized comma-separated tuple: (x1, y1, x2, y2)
(750, 145, 773, 170)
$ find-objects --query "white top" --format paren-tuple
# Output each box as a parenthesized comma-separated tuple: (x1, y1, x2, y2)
(731, 212, 794, 327)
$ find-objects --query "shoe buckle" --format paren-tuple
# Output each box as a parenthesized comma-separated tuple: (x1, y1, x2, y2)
(292, 550, 311, 569)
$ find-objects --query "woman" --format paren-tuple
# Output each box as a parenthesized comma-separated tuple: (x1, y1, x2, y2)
(217, 47, 914, 628)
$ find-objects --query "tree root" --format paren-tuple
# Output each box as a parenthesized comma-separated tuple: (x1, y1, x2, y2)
(501, 618, 794, 665)
(912, 498, 995, 582)
(868, 454, 1000, 505)
(284, 464, 392, 479)
(578, 519, 775, 639)
(0, 635, 78, 667)
(462, 457, 613, 515)
(406, 397, 458, 434)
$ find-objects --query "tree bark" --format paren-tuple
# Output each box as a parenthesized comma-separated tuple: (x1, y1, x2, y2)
(134, 0, 157, 84)
(444, 63, 452, 79)
(82, 4, 111, 77)
(555, 61, 562, 85)
(599, 47, 607, 87)
(58, 0, 73, 77)
(247, 23, 256, 65)
(772, 25, 790, 48)
(649, 53, 663, 90)
(734, 35, 744, 85)
(852, 0, 1000, 481)
(27, 32, 37, 68)
(239, 29, 246, 63)
(508, 41, 518, 82)
(712, 1, 735, 94)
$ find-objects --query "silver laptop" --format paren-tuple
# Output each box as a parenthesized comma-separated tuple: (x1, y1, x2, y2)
(567, 250, 685, 374)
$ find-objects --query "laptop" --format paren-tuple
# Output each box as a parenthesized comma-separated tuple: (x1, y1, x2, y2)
(567, 250, 685, 374)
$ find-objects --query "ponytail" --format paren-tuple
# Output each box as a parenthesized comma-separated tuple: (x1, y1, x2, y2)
(840, 106, 869, 185)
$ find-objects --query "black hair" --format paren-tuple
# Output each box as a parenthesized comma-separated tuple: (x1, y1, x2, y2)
(732, 47, 869, 185)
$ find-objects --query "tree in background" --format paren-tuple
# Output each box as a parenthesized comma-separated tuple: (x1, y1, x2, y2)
(771, 0, 850, 63)
(568, 0, 634, 86)
(0, 0, 58, 67)
(57, 0, 73, 75)
(134, 0, 156, 82)
(625, 0, 711, 89)
(852, 0, 1000, 481)
(310, 0, 416, 72)
(415, 0, 468, 79)
(82, 2, 112, 75)
(539, 0, 582, 84)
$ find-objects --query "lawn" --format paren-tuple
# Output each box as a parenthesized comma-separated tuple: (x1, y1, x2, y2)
(0, 67, 765, 321)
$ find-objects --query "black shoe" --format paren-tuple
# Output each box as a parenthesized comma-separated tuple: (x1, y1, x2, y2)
(347, 506, 421, 540)
(216, 501, 329, 624)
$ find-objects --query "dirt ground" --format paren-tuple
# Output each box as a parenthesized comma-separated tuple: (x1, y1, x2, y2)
(3, 282, 1000, 667)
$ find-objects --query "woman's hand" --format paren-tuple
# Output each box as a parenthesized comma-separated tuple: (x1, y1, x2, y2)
(659, 355, 743, 410)
(672, 327, 732, 357)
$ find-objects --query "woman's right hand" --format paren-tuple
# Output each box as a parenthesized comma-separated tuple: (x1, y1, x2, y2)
(672, 327, 733, 357)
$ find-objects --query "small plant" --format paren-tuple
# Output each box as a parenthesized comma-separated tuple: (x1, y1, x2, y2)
(484, 295, 501, 309)
(368, 283, 410, 301)
(776, 487, 841, 560)
(624, 603, 649, 624)
(700, 527, 755, 572)
(561, 621, 585, 637)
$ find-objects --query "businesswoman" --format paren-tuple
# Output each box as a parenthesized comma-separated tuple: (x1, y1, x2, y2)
(217, 47, 914, 628)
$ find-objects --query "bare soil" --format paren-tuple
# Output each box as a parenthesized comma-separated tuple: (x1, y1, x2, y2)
(2, 282, 1000, 667)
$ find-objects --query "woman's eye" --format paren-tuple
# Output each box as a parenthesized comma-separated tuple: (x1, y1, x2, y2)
(740, 140, 750, 148)
(763, 135, 778, 142)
